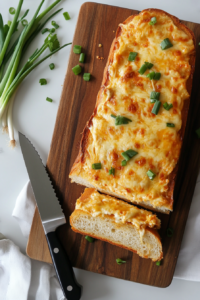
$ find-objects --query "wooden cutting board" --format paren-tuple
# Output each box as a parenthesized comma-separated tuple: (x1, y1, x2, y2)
(26, 2, 200, 287)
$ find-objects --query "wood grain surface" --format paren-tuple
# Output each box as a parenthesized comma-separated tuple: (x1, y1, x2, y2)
(26, 2, 200, 287)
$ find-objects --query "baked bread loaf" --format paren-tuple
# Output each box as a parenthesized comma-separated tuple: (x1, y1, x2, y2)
(70, 188, 163, 261)
(70, 9, 195, 213)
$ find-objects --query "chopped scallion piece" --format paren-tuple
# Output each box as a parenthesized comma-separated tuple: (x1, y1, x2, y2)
(85, 236, 94, 243)
(195, 128, 200, 138)
(122, 152, 130, 161)
(51, 20, 59, 29)
(63, 12, 71, 20)
(49, 63, 55, 70)
(73, 45, 81, 54)
(50, 28, 55, 33)
(46, 97, 53, 103)
(79, 53, 85, 63)
(147, 170, 156, 180)
(41, 28, 49, 34)
(21, 19, 28, 27)
(150, 91, 160, 100)
(156, 261, 161, 266)
(151, 100, 161, 115)
(138, 63, 148, 75)
(122, 149, 138, 161)
(114, 115, 132, 126)
(121, 160, 127, 166)
(150, 99, 156, 103)
(39, 78, 47, 85)
(109, 167, 115, 175)
(146, 71, 155, 80)
(83, 73, 91, 81)
(145, 62, 153, 69)
(128, 52, 138, 61)
(154, 72, 161, 80)
(149, 17, 157, 25)
(166, 227, 174, 237)
(116, 258, 126, 265)
(163, 102, 173, 110)
(111, 114, 116, 118)
(161, 38, 173, 50)
(72, 64, 82, 75)
(166, 123, 175, 127)
(92, 163, 101, 170)
(9, 7, 16, 15)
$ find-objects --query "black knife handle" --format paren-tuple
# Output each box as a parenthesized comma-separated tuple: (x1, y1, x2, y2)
(46, 231, 82, 300)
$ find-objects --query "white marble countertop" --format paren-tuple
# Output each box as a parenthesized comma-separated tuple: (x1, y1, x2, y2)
(0, 0, 200, 299)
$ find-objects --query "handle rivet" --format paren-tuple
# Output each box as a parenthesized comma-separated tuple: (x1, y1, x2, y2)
(53, 248, 59, 253)
(67, 285, 73, 291)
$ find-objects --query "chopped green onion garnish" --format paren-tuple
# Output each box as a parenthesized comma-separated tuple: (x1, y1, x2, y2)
(92, 163, 101, 170)
(138, 62, 153, 75)
(21, 19, 28, 27)
(146, 71, 155, 80)
(151, 100, 161, 115)
(154, 72, 161, 80)
(114, 116, 132, 126)
(79, 53, 85, 63)
(85, 236, 94, 243)
(128, 52, 138, 61)
(150, 99, 156, 103)
(109, 167, 115, 175)
(63, 12, 71, 20)
(196, 128, 200, 138)
(156, 261, 161, 266)
(49, 63, 55, 70)
(72, 64, 82, 75)
(122, 152, 131, 161)
(73, 45, 82, 54)
(46, 97, 53, 102)
(145, 62, 153, 69)
(147, 170, 156, 180)
(83, 73, 91, 81)
(122, 149, 138, 161)
(116, 258, 126, 265)
(161, 38, 173, 50)
(7, 21, 12, 27)
(149, 17, 157, 25)
(41, 28, 49, 34)
(51, 21, 59, 29)
(121, 160, 127, 166)
(150, 91, 160, 100)
(50, 28, 56, 33)
(163, 102, 173, 110)
(9, 7, 16, 15)
(39, 78, 47, 85)
(111, 114, 116, 118)
(166, 227, 174, 237)
(166, 123, 175, 127)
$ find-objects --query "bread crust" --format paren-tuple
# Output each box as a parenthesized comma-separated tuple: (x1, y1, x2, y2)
(70, 9, 196, 213)
(70, 209, 163, 261)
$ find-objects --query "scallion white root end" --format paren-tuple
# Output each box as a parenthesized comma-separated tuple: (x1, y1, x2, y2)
(7, 91, 17, 147)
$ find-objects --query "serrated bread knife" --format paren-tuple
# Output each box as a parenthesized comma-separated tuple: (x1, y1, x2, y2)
(19, 132, 82, 300)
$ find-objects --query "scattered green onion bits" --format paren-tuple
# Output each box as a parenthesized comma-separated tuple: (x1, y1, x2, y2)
(196, 128, 200, 138)
(166, 227, 174, 237)
(92, 163, 101, 170)
(150, 91, 160, 100)
(149, 17, 157, 25)
(109, 167, 115, 175)
(9, 7, 16, 15)
(42, 28, 49, 34)
(46, 97, 53, 103)
(79, 53, 85, 63)
(151, 100, 161, 115)
(138, 62, 153, 75)
(73, 45, 81, 54)
(147, 170, 156, 180)
(83, 73, 91, 81)
(39, 78, 47, 85)
(21, 19, 28, 27)
(50, 28, 56, 33)
(147, 72, 161, 80)
(163, 102, 173, 110)
(72, 64, 82, 75)
(49, 63, 55, 70)
(63, 12, 71, 20)
(128, 52, 138, 61)
(156, 261, 161, 266)
(85, 236, 94, 243)
(122, 149, 138, 162)
(111, 115, 132, 126)
(51, 21, 59, 29)
(116, 258, 126, 265)
(166, 123, 175, 127)
(121, 160, 127, 166)
(161, 38, 173, 50)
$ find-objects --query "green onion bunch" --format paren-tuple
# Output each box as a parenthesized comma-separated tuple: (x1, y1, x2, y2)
(0, 0, 71, 147)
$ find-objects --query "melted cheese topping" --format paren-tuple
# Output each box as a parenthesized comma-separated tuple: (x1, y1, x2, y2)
(74, 11, 195, 211)
(76, 189, 161, 230)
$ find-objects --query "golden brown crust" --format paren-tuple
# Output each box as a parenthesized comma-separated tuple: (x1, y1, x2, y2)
(70, 9, 196, 212)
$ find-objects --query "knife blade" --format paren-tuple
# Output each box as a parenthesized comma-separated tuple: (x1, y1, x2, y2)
(19, 132, 82, 300)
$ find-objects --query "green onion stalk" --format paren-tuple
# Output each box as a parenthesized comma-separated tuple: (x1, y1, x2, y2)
(0, 0, 71, 147)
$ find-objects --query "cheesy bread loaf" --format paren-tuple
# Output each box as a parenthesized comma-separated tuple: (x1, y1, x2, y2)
(70, 9, 196, 213)
(70, 188, 163, 261)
